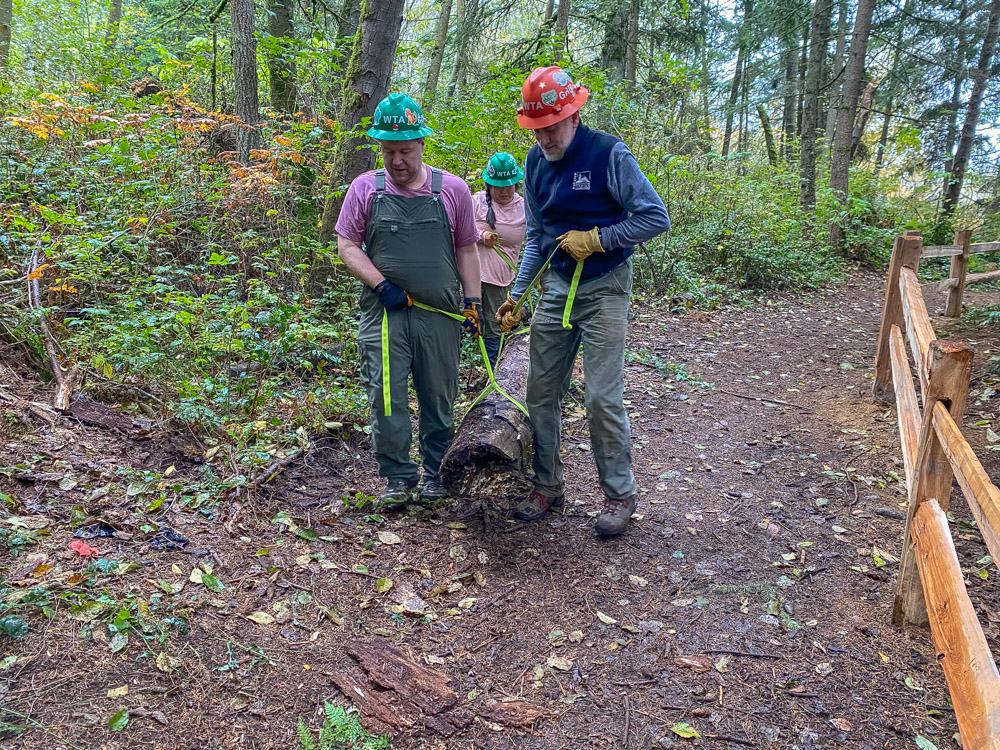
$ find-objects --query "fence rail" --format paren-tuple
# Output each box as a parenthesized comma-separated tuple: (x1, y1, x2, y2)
(918, 230, 1000, 317)
(874, 232, 1000, 749)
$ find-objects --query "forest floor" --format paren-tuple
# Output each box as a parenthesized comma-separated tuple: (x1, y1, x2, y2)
(2, 273, 1000, 750)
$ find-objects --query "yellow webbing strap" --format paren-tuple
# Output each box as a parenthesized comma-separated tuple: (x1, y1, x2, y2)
(561, 260, 584, 330)
(409, 300, 529, 418)
(381, 309, 391, 417)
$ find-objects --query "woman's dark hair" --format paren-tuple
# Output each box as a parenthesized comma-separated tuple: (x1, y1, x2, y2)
(485, 187, 496, 230)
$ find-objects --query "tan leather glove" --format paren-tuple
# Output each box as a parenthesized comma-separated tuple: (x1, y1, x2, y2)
(495, 292, 516, 323)
(556, 227, 604, 262)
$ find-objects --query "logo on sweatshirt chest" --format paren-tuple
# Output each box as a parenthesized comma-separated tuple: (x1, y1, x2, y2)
(572, 171, 591, 191)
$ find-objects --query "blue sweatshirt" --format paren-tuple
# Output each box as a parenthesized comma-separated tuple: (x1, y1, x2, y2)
(512, 124, 671, 298)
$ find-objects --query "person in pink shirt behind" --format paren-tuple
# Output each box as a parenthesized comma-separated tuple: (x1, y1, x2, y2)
(473, 152, 527, 366)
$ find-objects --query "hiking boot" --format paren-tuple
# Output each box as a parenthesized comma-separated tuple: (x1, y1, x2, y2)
(513, 489, 565, 521)
(419, 477, 449, 503)
(595, 494, 638, 537)
(379, 478, 417, 509)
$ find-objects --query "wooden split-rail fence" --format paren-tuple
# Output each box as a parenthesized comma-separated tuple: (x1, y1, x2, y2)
(873, 231, 1000, 748)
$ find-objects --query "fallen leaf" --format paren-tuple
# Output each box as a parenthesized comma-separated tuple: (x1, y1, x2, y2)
(458, 597, 478, 609)
(595, 611, 617, 625)
(671, 721, 700, 739)
(830, 717, 851, 732)
(546, 654, 573, 671)
(816, 662, 834, 676)
(106, 685, 129, 699)
(674, 655, 712, 673)
(246, 611, 275, 625)
(189, 567, 203, 584)
(568, 630, 584, 643)
(376, 577, 393, 594)
(201, 572, 224, 592)
(109, 632, 129, 654)
(915, 737, 938, 750)
(377, 531, 402, 545)
(108, 709, 129, 731)
(155, 652, 179, 673)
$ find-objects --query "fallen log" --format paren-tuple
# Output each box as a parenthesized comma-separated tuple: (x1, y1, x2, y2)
(440, 332, 533, 505)
(69, 395, 151, 433)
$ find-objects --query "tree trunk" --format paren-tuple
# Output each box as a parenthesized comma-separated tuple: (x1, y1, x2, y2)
(828, 0, 875, 252)
(721, 0, 752, 157)
(721, 45, 745, 156)
(823, 0, 848, 152)
(554, 0, 570, 61)
(423, 0, 452, 105)
(599, 3, 628, 82)
(850, 77, 878, 161)
(624, 0, 639, 85)
(1, 0, 13, 67)
(231, 0, 262, 165)
(781, 41, 798, 158)
(874, 97, 891, 172)
(447, 0, 476, 98)
(266, 0, 297, 115)
(799, 0, 832, 211)
(337, 0, 361, 40)
(544, 0, 554, 18)
(105, 0, 123, 47)
(318, 0, 405, 246)
(941, 0, 1000, 226)
(758, 104, 778, 167)
(796, 17, 809, 139)
(0, 0, 14, 68)
(944, 0, 969, 162)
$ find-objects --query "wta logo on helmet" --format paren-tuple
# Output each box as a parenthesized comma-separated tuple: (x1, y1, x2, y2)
(516, 66, 589, 130)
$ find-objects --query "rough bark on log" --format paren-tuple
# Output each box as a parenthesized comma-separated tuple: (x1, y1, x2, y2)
(346, 640, 458, 716)
(333, 640, 547, 737)
(68, 395, 151, 433)
(440, 333, 533, 503)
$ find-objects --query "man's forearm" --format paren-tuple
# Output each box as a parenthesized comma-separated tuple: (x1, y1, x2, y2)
(599, 143, 671, 251)
(337, 235, 385, 289)
(456, 244, 482, 300)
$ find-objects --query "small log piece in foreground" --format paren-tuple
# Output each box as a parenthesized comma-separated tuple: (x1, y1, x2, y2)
(331, 640, 548, 738)
(911, 498, 1000, 749)
(440, 332, 533, 504)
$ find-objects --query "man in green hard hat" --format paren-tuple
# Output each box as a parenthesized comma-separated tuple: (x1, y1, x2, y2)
(336, 93, 483, 507)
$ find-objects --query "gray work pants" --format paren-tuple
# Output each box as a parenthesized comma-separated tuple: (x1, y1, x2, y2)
(358, 305, 461, 484)
(526, 260, 637, 500)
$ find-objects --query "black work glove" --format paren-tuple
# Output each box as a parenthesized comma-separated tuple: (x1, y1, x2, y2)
(374, 280, 410, 310)
(462, 297, 482, 338)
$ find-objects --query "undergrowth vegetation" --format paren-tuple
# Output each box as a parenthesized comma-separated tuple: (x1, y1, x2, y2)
(0, 22, 943, 499)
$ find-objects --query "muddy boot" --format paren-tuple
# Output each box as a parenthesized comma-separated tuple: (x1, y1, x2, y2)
(380, 478, 417, 509)
(513, 489, 565, 521)
(595, 495, 637, 537)
(419, 477, 449, 503)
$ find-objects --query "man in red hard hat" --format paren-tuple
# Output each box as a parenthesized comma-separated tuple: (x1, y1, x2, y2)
(497, 66, 670, 537)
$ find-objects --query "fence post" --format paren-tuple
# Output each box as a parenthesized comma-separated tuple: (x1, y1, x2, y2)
(873, 235, 923, 402)
(944, 229, 972, 318)
(893, 339, 974, 627)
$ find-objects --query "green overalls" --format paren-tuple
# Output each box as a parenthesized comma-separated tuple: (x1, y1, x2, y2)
(357, 168, 463, 485)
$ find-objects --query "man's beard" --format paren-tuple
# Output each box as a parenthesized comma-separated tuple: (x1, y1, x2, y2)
(541, 146, 566, 162)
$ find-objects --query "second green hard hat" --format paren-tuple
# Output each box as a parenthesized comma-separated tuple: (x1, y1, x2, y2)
(482, 152, 524, 187)
(367, 93, 434, 141)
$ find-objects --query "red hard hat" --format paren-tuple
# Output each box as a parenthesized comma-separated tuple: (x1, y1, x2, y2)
(516, 66, 589, 129)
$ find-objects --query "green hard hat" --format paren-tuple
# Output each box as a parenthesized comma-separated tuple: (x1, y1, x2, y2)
(367, 93, 434, 141)
(482, 152, 524, 187)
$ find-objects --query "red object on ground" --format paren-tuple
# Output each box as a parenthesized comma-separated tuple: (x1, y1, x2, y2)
(69, 539, 98, 557)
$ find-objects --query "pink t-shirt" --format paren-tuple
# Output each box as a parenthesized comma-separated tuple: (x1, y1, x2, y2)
(473, 191, 526, 287)
(335, 166, 478, 250)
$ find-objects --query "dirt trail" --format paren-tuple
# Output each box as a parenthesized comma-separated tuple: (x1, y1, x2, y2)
(4, 273, 998, 749)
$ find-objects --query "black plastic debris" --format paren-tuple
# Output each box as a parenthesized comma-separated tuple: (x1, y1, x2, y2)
(149, 526, 189, 551)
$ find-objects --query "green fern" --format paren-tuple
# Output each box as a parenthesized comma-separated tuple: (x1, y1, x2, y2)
(295, 702, 390, 750)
